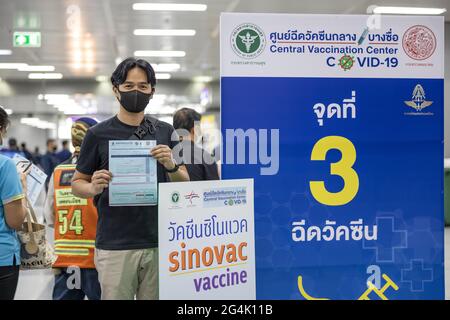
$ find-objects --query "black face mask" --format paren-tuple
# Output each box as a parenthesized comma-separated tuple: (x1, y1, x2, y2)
(117, 89, 152, 113)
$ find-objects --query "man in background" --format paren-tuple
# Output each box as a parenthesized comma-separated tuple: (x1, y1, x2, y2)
(0, 138, 25, 159)
(41, 139, 59, 190)
(20, 143, 34, 163)
(56, 140, 72, 163)
(44, 117, 101, 300)
(173, 108, 219, 181)
(33, 147, 42, 165)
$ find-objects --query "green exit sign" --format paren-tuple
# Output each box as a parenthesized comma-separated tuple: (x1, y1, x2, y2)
(13, 32, 41, 47)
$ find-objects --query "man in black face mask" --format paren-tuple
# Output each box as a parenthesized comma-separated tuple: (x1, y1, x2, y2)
(71, 57, 190, 300)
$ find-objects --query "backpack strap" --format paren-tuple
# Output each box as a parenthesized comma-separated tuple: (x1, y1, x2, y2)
(129, 115, 160, 140)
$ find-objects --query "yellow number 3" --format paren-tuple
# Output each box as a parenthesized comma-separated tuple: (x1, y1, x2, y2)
(309, 136, 359, 206)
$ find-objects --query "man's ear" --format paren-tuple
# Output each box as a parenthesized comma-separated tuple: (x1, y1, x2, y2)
(112, 86, 121, 100)
(150, 87, 156, 98)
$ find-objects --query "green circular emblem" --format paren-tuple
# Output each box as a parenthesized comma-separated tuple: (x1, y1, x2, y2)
(228, 199, 234, 206)
(231, 23, 266, 59)
(171, 192, 180, 204)
(339, 55, 355, 71)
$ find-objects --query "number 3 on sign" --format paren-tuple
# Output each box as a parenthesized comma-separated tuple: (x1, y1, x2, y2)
(309, 136, 359, 206)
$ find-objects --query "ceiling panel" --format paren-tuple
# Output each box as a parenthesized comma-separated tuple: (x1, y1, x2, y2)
(0, 0, 448, 81)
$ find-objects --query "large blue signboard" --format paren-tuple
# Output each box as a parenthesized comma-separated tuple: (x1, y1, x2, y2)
(220, 13, 444, 299)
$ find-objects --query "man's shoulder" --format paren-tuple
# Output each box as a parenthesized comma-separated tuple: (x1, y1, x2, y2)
(153, 117, 174, 132)
(151, 118, 175, 141)
(89, 116, 115, 133)
(86, 116, 118, 139)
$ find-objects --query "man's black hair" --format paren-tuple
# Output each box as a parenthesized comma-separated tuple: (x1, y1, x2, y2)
(173, 108, 202, 132)
(8, 138, 17, 148)
(111, 57, 157, 87)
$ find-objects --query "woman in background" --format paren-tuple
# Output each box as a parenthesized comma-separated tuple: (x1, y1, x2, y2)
(0, 106, 29, 300)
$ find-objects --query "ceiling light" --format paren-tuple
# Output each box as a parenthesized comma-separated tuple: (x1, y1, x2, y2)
(134, 29, 196, 36)
(193, 76, 213, 83)
(84, 39, 94, 49)
(371, 6, 447, 15)
(134, 50, 186, 57)
(0, 63, 27, 69)
(28, 73, 63, 79)
(43, 94, 70, 99)
(20, 117, 56, 129)
(156, 73, 171, 80)
(85, 49, 94, 61)
(20, 117, 39, 124)
(132, 3, 207, 11)
(96, 75, 108, 82)
(42, 94, 71, 105)
(73, 50, 83, 62)
(0, 50, 12, 55)
(18, 65, 55, 72)
(153, 63, 181, 72)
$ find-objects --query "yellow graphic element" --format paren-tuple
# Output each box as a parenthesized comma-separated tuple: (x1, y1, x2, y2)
(297, 273, 399, 300)
(57, 164, 77, 169)
(56, 188, 87, 206)
(57, 209, 84, 235)
(55, 239, 95, 244)
(54, 247, 89, 256)
(55, 239, 95, 249)
(170, 262, 248, 277)
(297, 276, 330, 300)
(358, 274, 399, 300)
(309, 136, 359, 206)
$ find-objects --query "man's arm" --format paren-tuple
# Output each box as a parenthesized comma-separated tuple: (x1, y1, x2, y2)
(167, 164, 189, 182)
(72, 128, 111, 198)
(72, 170, 112, 199)
(43, 173, 55, 227)
(151, 145, 189, 182)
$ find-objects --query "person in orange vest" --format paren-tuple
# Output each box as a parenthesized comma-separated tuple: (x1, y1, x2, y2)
(44, 117, 100, 300)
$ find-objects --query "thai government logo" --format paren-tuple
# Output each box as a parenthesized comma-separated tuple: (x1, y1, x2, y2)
(404, 84, 433, 116)
(171, 191, 180, 204)
(184, 191, 200, 205)
(402, 25, 436, 61)
(231, 23, 266, 59)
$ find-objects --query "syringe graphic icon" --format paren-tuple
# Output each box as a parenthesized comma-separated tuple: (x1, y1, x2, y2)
(358, 27, 369, 45)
